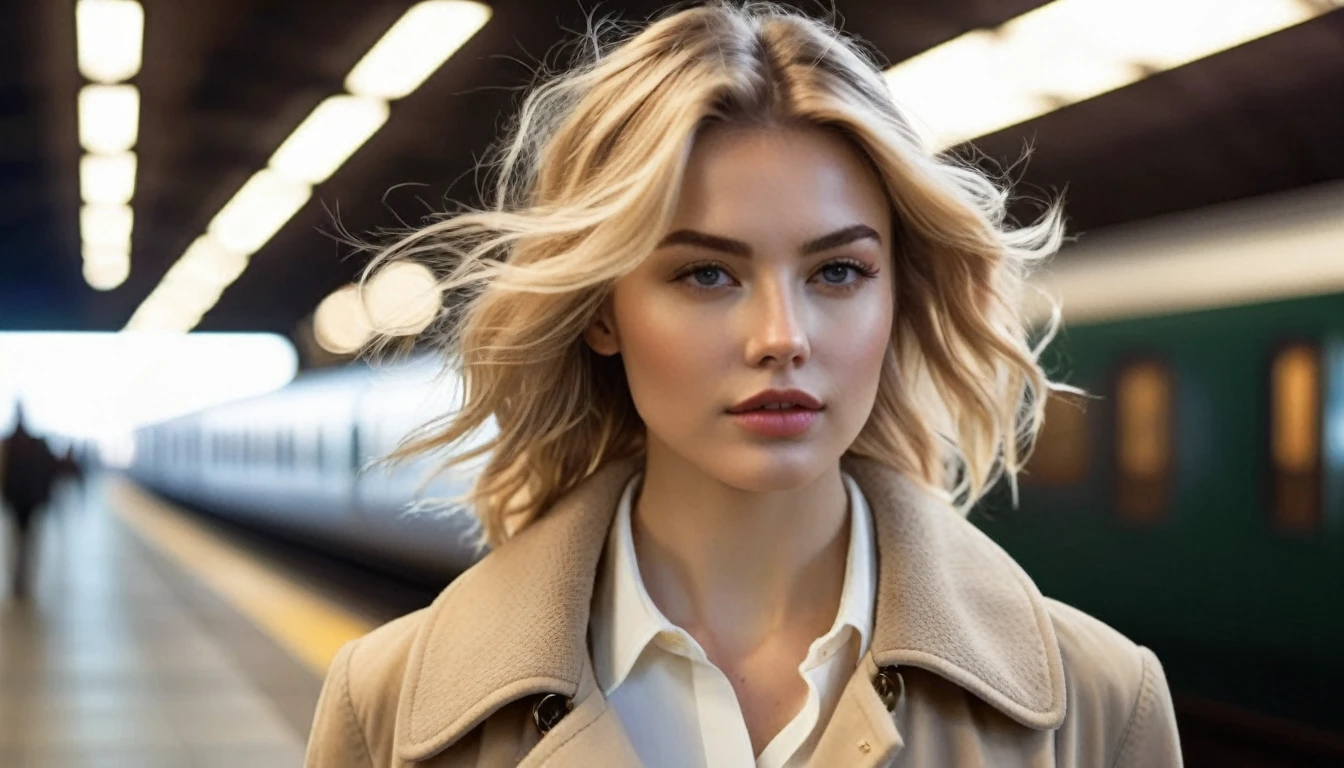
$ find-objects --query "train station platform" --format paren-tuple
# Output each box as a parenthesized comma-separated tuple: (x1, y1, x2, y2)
(6, 473, 1343, 768)
(0, 474, 426, 768)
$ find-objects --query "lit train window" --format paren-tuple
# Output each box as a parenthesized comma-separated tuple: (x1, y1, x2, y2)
(1024, 390, 1090, 486)
(1114, 359, 1173, 523)
(1270, 342, 1321, 532)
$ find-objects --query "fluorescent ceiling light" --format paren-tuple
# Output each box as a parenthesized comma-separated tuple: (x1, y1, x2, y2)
(313, 285, 372, 354)
(207, 169, 312, 257)
(181, 235, 248, 287)
(885, 0, 1339, 150)
(76, 0, 144, 83)
(80, 203, 133, 249)
(83, 255, 129, 291)
(78, 84, 139, 153)
(82, 243, 129, 265)
(158, 237, 232, 304)
(269, 95, 390, 184)
(124, 298, 189, 333)
(363, 261, 442, 334)
(153, 291, 210, 327)
(80, 151, 137, 205)
(125, 288, 213, 332)
(120, 0, 488, 333)
(345, 1, 493, 99)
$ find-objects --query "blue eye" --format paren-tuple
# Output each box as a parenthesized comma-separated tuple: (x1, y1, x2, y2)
(821, 264, 852, 284)
(692, 266, 725, 286)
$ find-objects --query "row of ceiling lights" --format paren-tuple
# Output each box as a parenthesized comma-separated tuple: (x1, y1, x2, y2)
(122, 1, 491, 342)
(888, 0, 1334, 151)
(113, 0, 1337, 354)
(76, 0, 144, 291)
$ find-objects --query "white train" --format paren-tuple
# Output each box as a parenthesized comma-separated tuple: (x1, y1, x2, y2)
(129, 356, 495, 581)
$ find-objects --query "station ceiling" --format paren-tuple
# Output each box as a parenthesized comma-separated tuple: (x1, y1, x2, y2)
(3, 0, 1342, 336)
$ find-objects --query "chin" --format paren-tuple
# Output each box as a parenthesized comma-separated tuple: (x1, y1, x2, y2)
(696, 441, 835, 492)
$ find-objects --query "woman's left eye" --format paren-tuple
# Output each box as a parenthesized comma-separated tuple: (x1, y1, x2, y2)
(815, 260, 878, 287)
(820, 263, 856, 284)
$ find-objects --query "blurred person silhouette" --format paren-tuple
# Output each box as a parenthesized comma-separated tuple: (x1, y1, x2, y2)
(1, 403, 61, 600)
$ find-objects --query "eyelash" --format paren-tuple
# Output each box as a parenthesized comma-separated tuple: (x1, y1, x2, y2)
(672, 258, 881, 295)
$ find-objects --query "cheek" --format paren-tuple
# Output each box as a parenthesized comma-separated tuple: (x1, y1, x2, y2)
(821, 291, 893, 430)
(611, 290, 726, 415)
(829, 290, 892, 374)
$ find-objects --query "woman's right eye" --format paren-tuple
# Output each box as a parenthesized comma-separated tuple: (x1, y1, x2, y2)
(675, 263, 732, 291)
(691, 266, 726, 286)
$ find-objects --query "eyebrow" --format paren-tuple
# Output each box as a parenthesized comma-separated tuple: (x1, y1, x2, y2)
(655, 223, 882, 257)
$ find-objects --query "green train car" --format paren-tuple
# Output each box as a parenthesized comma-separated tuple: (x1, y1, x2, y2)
(972, 181, 1344, 763)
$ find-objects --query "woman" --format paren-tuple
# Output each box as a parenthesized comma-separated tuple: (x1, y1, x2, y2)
(306, 2, 1182, 766)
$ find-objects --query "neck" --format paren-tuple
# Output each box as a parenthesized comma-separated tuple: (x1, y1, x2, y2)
(630, 440, 851, 661)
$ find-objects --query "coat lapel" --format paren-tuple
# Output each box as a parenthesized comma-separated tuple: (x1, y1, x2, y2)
(841, 455, 1067, 730)
(393, 455, 643, 763)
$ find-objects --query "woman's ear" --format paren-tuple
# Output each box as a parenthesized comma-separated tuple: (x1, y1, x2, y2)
(583, 300, 621, 356)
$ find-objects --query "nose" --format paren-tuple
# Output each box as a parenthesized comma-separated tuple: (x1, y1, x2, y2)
(742, 276, 810, 368)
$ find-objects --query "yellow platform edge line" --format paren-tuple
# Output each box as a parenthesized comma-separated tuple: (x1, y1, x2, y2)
(107, 476, 375, 676)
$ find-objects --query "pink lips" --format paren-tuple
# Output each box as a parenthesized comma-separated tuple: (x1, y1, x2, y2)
(730, 407, 820, 437)
(726, 388, 824, 437)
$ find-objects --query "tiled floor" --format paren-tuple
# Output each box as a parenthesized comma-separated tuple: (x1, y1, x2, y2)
(0, 479, 315, 767)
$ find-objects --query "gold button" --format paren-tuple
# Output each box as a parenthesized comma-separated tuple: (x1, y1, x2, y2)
(858, 740, 871, 754)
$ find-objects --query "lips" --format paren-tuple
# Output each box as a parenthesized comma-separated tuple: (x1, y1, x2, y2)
(728, 403, 822, 437)
(727, 388, 824, 413)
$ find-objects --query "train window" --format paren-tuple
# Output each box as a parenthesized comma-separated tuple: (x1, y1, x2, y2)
(1114, 359, 1173, 523)
(1025, 390, 1090, 486)
(1269, 342, 1321, 532)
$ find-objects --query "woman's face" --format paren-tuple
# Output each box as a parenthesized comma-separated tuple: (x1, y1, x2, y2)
(585, 125, 895, 490)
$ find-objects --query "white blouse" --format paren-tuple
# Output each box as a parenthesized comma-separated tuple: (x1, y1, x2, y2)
(589, 471, 877, 768)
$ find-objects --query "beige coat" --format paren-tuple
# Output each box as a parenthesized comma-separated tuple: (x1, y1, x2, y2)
(305, 455, 1182, 767)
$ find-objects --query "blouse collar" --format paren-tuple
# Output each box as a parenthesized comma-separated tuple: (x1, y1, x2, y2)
(590, 470, 877, 695)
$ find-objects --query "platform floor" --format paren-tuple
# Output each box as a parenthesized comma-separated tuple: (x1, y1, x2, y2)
(0, 476, 408, 768)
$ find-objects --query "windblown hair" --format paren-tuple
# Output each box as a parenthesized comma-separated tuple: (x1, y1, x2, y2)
(367, 0, 1073, 550)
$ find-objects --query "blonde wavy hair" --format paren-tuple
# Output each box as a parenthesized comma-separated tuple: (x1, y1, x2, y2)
(367, 0, 1073, 550)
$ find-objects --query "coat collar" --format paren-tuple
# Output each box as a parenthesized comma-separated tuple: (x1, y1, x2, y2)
(394, 454, 1066, 762)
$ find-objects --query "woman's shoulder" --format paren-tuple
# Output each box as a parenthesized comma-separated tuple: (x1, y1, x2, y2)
(1041, 597, 1182, 765)
(305, 607, 432, 766)
(343, 607, 431, 695)
(1045, 597, 1150, 685)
